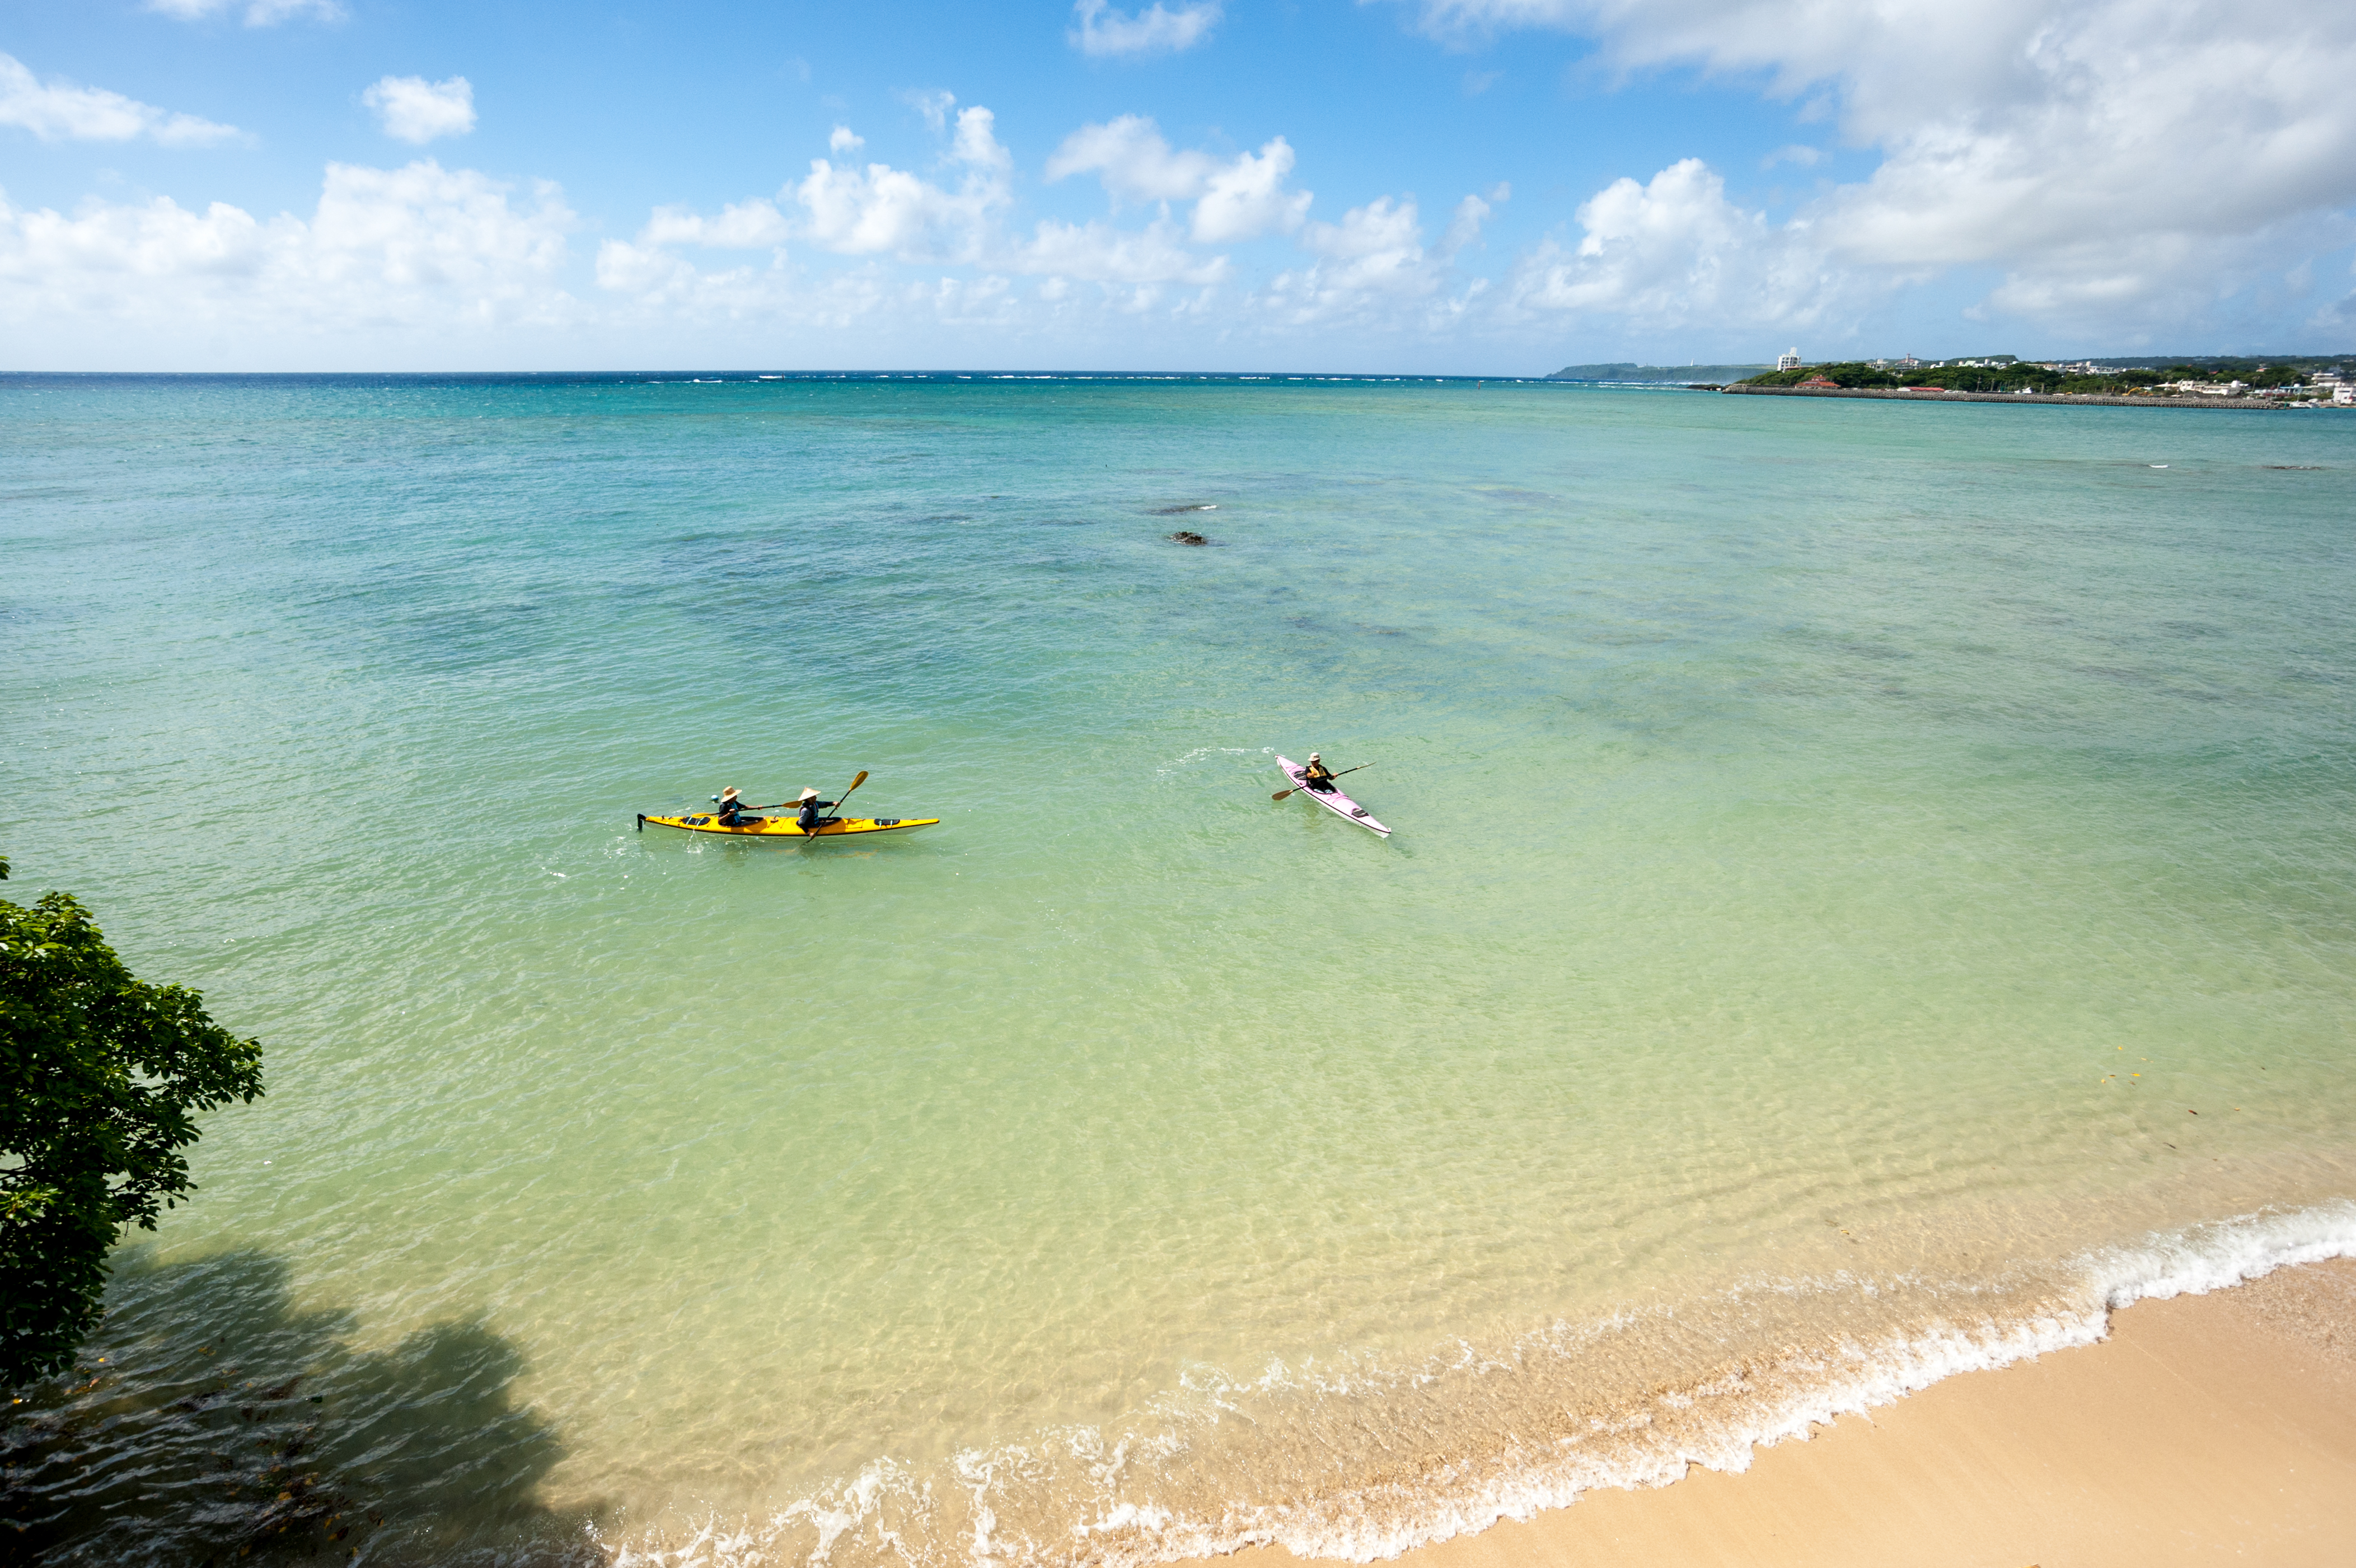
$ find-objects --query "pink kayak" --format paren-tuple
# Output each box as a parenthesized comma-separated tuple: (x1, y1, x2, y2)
(1276, 756, 1390, 837)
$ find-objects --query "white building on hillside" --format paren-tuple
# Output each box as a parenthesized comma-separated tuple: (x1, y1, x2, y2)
(1777, 347, 1801, 371)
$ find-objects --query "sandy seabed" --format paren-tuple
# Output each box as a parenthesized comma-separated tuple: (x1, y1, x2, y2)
(1196, 1257, 2356, 1568)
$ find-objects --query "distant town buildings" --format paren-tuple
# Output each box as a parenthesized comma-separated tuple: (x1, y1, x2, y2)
(1870, 354, 2010, 369)
(1777, 347, 1801, 371)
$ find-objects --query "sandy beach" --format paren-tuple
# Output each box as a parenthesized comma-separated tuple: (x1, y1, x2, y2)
(1199, 1257, 2356, 1568)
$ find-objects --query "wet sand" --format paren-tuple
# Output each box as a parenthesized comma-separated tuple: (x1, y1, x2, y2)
(1205, 1257, 2356, 1568)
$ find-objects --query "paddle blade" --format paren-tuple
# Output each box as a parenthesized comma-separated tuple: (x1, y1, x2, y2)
(1271, 788, 1295, 801)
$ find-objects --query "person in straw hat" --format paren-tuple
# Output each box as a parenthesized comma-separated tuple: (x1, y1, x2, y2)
(1300, 753, 1338, 792)
(794, 787, 837, 834)
(714, 787, 761, 826)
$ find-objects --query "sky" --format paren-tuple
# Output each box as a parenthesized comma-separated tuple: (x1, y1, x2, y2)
(3, 1, 2354, 372)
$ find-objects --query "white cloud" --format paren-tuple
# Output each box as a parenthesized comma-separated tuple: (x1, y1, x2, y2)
(951, 104, 1012, 173)
(1396, 0, 2356, 331)
(0, 53, 242, 147)
(598, 108, 1231, 321)
(638, 199, 792, 250)
(905, 90, 957, 134)
(1189, 137, 1312, 242)
(1013, 218, 1228, 285)
(795, 161, 972, 258)
(794, 106, 1010, 261)
(1441, 188, 1500, 254)
(363, 76, 476, 144)
(0, 160, 575, 336)
(1257, 191, 1501, 331)
(1502, 158, 1855, 331)
(1069, 0, 1223, 58)
(2309, 282, 2356, 336)
(829, 125, 864, 154)
(1049, 120, 1314, 241)
(1301, 197, 1429, 291)
(1971, 214, 2356, 334)
(147, 0, 343, 24)
(1045, 115, 1215, 203)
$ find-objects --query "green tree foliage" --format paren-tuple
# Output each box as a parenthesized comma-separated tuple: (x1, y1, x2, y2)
(1, 858, 264, 1387)
(1737, 355, 2342, 395)
(1740, 361, 2073, 392)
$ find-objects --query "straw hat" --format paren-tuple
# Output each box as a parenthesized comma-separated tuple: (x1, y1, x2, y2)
(799, 788, 821, 801)
(720, 787, 741, 799)
(1308, 752, 1320, 761)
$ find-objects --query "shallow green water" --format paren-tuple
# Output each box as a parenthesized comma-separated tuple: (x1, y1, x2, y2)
(4, 377, 2353, 1566)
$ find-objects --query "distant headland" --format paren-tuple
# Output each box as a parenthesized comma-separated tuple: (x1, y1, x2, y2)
(1547, 362, 1770, 382)
(1732, 351, 2350, 403)
(1554, 352, 2354, 407)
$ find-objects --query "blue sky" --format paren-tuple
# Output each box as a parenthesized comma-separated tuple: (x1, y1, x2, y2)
(4, 1, 2353, 371)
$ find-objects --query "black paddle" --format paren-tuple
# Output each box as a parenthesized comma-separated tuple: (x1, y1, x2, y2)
(1274, 762, 1371, 802)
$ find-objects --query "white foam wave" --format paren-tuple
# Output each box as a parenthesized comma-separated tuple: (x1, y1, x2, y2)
(597, 1200, 2356, 1568)
(2089, 1200, 2356, 1308)
(1154, 745, 1271, 775)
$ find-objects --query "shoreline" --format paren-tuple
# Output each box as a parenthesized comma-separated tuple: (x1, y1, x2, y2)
(1192, 1255, 2356, 1568)
(1718, 383, 2321, 410)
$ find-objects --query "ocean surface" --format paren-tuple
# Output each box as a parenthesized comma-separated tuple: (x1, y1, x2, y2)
(4, 373, 2354, 1567)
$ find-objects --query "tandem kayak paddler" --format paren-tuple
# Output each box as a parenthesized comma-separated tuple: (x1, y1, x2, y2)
(1275, 755, 1389, 837)
(638, 769, 939, 837)
(637, 812, 939, 838)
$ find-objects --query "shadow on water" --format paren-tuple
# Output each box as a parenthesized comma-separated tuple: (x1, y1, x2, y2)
(3, 1248, 602, 1567)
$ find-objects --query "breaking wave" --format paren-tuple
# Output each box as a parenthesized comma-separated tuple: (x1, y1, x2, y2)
(598, 1201, 2356, 1568)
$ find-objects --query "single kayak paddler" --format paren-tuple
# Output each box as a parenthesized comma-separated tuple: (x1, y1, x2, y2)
(1275, 754, 1373, 801)
(1272, 756, 1383, 834)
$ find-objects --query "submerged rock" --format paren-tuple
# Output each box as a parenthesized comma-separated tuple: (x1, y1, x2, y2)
(1168, 530, 1210, 546)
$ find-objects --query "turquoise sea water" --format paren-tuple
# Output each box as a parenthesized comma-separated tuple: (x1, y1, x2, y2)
(4, 375, 2354, 1566)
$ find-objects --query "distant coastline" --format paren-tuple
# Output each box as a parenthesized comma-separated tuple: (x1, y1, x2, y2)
(1721, 384, 2306, 410)
(1549, 362, 1770, 382)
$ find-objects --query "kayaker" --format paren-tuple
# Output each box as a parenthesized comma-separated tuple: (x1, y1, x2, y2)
(795, 788, 836, 832)
(715, 787, 758, 826)
(1301, 753, 1338, 792)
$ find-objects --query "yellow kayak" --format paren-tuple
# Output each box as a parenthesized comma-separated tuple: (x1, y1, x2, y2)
(637, 812, 939, 837)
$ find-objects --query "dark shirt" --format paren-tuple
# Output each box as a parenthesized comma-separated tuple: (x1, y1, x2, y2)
(1303, 762, 1336, 789)
(717, 798, 752, 824)
(797, 798, 836, 830)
